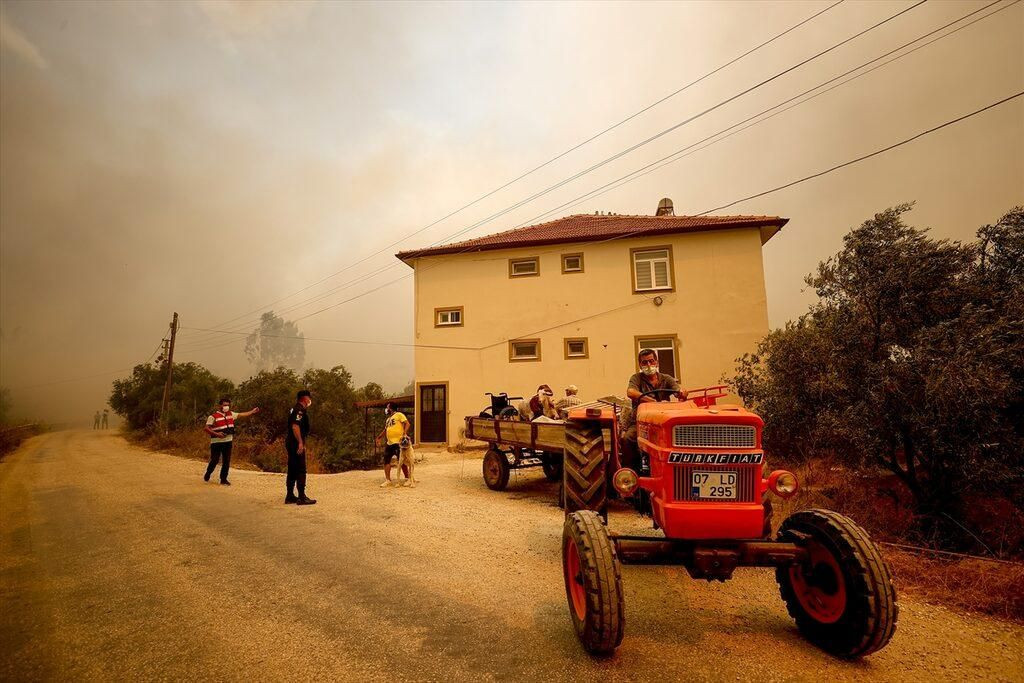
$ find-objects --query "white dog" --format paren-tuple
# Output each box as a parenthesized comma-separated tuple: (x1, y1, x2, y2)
(390, 437, 417, 487)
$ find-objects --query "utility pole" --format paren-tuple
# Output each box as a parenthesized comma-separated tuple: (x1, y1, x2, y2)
(159, 312, 179, 431)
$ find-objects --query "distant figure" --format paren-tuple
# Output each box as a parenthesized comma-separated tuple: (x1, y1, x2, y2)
(203, 397, 260, 486)
(555, 384, 583, 418)
(93, 411, 101, 430)
(101, 409, 109, 430)
(375, 402, 410, 487)
(285, 390, 316, 505)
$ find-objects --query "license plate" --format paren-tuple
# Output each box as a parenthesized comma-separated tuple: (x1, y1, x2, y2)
(691, 471, 737, 499)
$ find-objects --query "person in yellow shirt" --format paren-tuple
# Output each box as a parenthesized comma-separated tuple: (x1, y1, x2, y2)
(375, 402, 410, 487)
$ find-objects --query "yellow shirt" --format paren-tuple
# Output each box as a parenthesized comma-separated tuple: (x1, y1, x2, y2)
(385, 412, 409, 445)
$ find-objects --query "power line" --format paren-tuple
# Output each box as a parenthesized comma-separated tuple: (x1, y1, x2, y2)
(182, 1, 845, 347)
(183, 0, 900, 344)
(276, 0, 933, 325)
(181, 88, 1023, 353)
(511, 0, 1018, 228)
(700, 90, 1024, 214)
(243, 1, 986, 326)
(10, 328, 171, 391)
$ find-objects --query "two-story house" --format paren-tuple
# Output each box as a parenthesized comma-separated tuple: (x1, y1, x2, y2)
(395, 198, 788, 445)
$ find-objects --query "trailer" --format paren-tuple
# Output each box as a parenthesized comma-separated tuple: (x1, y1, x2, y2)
(464, 415, 566, 490)
(464, 398, 627, 492)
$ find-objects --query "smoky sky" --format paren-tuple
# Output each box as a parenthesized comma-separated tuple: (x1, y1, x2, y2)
(1, 0, 1021, 424)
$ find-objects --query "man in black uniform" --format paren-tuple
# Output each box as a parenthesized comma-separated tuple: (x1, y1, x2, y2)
(285, 390, 316, 505)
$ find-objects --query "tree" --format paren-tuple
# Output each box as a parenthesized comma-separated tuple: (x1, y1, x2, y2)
(245, 311, 305, 371)
(109, 362, 234, 431)
(233, 365, 380, 471)
(732, 205, 1024, 549)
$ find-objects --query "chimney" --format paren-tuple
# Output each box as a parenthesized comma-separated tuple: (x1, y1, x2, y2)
(656, 198, 674, 216)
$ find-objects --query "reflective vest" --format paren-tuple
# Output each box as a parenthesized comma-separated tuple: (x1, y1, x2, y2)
(210, 411, 236, 435)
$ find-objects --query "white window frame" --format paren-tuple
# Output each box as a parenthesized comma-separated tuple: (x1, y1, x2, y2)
(509, 339, 541, 362)
(561, 253, 584, 274)
(631, 246, 674, 293)
(434, 307, 463, 327)
(509, 257, 540, 278)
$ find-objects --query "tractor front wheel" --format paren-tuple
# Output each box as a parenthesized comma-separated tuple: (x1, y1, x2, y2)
(776, 509, 897, 658)
(482, 448, 510, 491)
(562, 510, 624, 655)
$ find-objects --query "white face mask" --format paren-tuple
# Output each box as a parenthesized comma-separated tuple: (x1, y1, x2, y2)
(221, 405, 231, 413)
(642, 365, 659, 376)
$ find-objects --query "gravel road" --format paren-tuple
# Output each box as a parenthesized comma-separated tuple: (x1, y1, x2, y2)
(2, 430, 1021, 682)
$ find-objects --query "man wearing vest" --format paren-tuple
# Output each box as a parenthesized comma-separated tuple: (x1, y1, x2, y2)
(285, 390, 316, 505)
(204, 397, 260, 485)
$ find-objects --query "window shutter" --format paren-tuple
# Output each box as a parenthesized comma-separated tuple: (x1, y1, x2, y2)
(635, 261, 653, 290)
(654, 260, 669, 288)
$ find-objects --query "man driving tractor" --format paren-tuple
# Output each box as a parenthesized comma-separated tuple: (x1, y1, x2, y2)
(621, 347, 686, 470)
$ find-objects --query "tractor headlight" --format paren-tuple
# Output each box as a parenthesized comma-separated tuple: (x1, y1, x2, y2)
(767, 470, 799, 498)
(613, 468, 639, 496)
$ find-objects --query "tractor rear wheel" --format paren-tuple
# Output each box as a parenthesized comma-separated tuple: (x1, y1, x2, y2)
(482, 448, 510, 491)
(562, 510, 624, 655)
(776, 509, 898, 658)
(563, 420, 607, 515)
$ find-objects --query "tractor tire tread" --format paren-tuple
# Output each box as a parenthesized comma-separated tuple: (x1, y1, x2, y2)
(563, 421, 607, 514)
(563, 511, 624, 654)
(776, 508, 898, 658)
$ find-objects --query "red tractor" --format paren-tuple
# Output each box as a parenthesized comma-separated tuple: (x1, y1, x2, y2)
(561, 386, 897, 658)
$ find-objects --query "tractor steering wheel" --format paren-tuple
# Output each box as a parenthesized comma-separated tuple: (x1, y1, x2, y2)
(638, 388, 683, 402)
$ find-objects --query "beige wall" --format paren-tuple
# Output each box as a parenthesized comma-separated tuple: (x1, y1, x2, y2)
(407, 227, 771, 444)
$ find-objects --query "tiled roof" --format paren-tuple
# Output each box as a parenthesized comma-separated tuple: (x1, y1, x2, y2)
(395, 213, 787, 260)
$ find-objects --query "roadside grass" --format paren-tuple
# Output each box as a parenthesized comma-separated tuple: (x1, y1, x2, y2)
(0, 423, 47, 461)
(126, 427, 331, 474)
(769, 457, 1024, 622)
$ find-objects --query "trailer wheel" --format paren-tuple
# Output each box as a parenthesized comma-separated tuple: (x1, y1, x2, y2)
(542, 458, 563, 482)
(482, 448, 510, 491)
(563, 420, 607, 514)
(776, 509, 898, 658)
(562, 510, 624, 655)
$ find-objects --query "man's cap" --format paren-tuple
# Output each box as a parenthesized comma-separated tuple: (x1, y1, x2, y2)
(566, 385, 578, 392)
(296, 389, 312, 400)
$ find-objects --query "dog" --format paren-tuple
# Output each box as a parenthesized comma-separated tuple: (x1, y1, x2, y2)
(390, 436, 417, 487)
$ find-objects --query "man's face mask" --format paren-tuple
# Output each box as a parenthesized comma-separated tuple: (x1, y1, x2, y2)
(221, 405, 231, 413)
(642, 364, 659, 376)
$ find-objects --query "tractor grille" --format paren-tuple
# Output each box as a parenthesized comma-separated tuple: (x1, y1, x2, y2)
(673, 464, 757, 503)
(673, 424, 756, 449)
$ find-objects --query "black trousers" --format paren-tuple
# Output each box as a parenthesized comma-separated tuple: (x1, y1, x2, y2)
(206, 441, 233, 482)
(286, 445, 307, 497)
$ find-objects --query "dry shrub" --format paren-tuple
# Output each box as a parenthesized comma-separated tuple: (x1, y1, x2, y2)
(767, 457, 914, 542)
(885, 550, 1024, 622)
(766, 455, 1024, 621)
(127, 428, 329, 474)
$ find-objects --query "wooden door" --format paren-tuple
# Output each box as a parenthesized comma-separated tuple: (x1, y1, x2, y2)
(419, 384, 447, 443)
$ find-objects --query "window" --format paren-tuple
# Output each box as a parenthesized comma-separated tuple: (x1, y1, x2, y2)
(635, 336, 678, 378)
(561, 253, 584, 274)
(434, 306, 463, 327)
(564, 337, 589, 359)
(509, 338, 541, 362)
(509, 257, 540, 278)
(631, 246, 674, 292)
